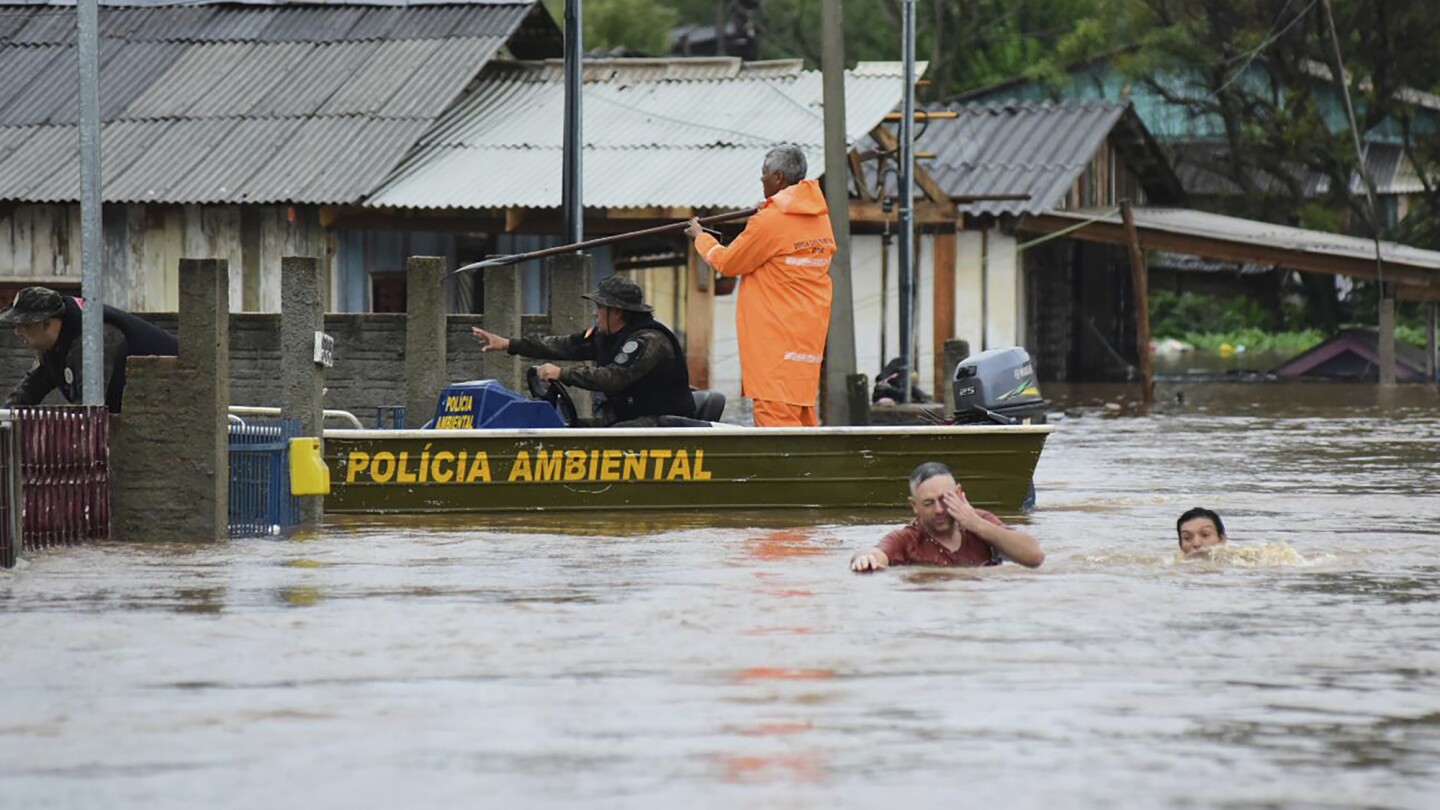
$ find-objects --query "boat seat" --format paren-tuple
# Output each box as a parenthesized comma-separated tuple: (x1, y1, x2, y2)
(691, 389, 726, 422)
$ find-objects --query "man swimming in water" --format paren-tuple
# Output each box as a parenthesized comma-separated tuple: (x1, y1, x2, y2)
(850, 461, 1045, 572)
(1176, 507, 1227, 554)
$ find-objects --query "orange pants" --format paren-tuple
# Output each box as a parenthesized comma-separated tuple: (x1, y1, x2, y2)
(752, 399, 818, 427)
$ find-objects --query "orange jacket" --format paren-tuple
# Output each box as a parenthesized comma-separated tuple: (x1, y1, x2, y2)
(694, 179, 835, 406)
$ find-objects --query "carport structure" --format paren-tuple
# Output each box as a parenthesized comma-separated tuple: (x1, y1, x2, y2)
(1015, 206, 1440, 386)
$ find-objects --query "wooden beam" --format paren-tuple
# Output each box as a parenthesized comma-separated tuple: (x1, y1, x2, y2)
(505, 207, 526, 233)
(607, 206, 695, 220)
(849, 148, 872, 203)
(849, 199, 956, 226)
(868, 124, 955, 209)
(932, 227, 956, 395)
(1015, 213, 1439, 287)
(1120, 201, 1154, 407)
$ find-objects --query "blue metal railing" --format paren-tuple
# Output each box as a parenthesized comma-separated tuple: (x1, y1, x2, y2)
(228, 418, 301, 538)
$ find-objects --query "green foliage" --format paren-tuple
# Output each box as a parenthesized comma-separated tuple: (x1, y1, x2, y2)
(1150, 290, 1277, 337)
(543, 0, 678, 55)
(1176, 328, 1326, 354)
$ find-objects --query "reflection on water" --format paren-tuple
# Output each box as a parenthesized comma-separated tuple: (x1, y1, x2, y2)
(1, 381, 1439, 808)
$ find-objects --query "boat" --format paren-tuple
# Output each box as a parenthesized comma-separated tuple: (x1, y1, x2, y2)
(315, 348, 1053, 514)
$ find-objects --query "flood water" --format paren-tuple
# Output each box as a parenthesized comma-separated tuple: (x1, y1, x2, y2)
(4, 381, 1440, 809)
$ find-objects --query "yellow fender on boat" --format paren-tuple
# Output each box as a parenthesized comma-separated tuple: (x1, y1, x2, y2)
(290, 437, 331, 496)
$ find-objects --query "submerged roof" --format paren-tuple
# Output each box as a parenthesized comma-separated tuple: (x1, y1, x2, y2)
(0, 0, 558, 205)
(1271, 328, 1432, 381)
(857, 100, 1184, 217)
(366, 59, 910, 210)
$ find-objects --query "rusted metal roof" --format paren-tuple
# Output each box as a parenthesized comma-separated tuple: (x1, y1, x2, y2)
(0, 0, 553, 204)
(367, 59, 909, 210)
(857, 99, 1182, 216)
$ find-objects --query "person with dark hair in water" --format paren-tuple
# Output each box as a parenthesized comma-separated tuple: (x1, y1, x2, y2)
(1176, 507, 1227, 555)
(850, 461, 1045, 572)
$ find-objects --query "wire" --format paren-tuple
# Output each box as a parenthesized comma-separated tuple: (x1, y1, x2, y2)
(1210, 0, 1319, 98)
(1014, 207, 1121, 252)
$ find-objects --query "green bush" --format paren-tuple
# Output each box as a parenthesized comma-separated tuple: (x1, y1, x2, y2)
(1150, 291, 1276, 337)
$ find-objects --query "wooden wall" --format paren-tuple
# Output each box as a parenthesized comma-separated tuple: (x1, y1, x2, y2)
(0, 203, 327, 312)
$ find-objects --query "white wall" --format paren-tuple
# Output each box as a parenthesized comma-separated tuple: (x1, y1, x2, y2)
(705, 226, 1027, 412)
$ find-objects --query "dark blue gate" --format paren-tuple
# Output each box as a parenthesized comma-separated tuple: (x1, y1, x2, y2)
(228, 418, 301, 538)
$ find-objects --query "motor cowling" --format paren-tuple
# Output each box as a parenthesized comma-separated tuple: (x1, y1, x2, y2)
(951, 347, 1048, 425)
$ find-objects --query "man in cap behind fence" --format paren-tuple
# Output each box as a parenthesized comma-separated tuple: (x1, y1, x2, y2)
(470, 275, 696, 427)
(2, 286, 179, 414)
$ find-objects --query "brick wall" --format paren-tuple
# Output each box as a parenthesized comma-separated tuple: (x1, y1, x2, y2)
(0, 312, 553, 428)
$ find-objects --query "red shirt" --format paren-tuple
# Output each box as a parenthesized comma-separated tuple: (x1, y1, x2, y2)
(876, 515, 1005, 567)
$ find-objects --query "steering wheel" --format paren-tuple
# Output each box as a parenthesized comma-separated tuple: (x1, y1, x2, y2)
(526, 366, 578, 427)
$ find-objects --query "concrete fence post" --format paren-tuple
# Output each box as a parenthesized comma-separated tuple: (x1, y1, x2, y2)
(405, 256, 447, 428)
(281, 255, 326, 526)
(483, 263, 525, 393)
(546, 254, 593, 417)
(112, 258, 229, 542)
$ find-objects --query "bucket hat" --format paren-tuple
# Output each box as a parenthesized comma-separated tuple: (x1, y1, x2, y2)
(582, 275, 652, 313)
(0, 287, 66, 325)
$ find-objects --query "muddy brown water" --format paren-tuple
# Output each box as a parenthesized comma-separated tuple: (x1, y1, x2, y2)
(3, 381, 1439, 809)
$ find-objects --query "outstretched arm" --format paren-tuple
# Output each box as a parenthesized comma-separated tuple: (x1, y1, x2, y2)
(850, 548, 890, 573)
(944, 489, 1045, 568)
(688, 215, 777, 278)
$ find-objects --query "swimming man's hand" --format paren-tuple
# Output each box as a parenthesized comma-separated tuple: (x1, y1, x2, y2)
(850, 550, 887, 573)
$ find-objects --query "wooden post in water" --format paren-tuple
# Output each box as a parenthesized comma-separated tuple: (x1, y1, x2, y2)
(1120, 201, 1154, 407)
(1427, 301, 1438, 385)
(1378, 288, 1397, 386)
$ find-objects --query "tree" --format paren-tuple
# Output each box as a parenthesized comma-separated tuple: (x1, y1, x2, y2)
(543, 0, 679, 55)
(1046, 0, 1440, 328)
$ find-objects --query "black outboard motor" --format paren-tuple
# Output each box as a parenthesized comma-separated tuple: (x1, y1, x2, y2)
(951, 347, 1048, 426)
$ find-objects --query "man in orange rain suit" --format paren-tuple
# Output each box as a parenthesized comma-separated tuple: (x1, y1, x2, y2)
(684, 144, 835, 427)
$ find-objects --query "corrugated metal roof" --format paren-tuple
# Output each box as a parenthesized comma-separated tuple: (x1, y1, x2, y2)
(1051, 207, 1440, 273)
(0, 1, 551, 204)
(858, 100, 1135, 216)
(1170, 140, 1426, 198)
(368, 60, 909, 210)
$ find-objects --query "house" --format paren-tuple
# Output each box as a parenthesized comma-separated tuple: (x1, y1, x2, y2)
(357, 56, 912, 395)
(0, 0, 561, 311)
(852, 98, 1440, 387)
(852, 100, 1185, 384)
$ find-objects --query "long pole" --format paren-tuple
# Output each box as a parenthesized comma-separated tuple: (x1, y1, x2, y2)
(821, 0, 856, 425)
(562, 0, 583, 244)
(78, 0, 103, 405)
(896, 0, 916, 404)
(449, 207, 758, 276)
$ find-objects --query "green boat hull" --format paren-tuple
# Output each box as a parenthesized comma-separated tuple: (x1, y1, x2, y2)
(321, 424, 1053, 513)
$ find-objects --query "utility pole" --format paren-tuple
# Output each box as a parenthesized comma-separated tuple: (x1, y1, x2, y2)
(896, 0, 916, 403)
(821, 0, 857, 425)
(78, 0, 103, 404)
(561, 0, 584, 244)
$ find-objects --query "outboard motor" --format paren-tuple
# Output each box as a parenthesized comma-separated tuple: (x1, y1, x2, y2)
(951, 347, 1048, 426)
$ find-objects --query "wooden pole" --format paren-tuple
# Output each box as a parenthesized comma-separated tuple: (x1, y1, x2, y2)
(932, 227, 956, 398)
(1378, 288, 1397, 385)
(449, 207, 758, 277)
(1120, 201, 1154, 406)
(1428, 301, 1438, 384)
